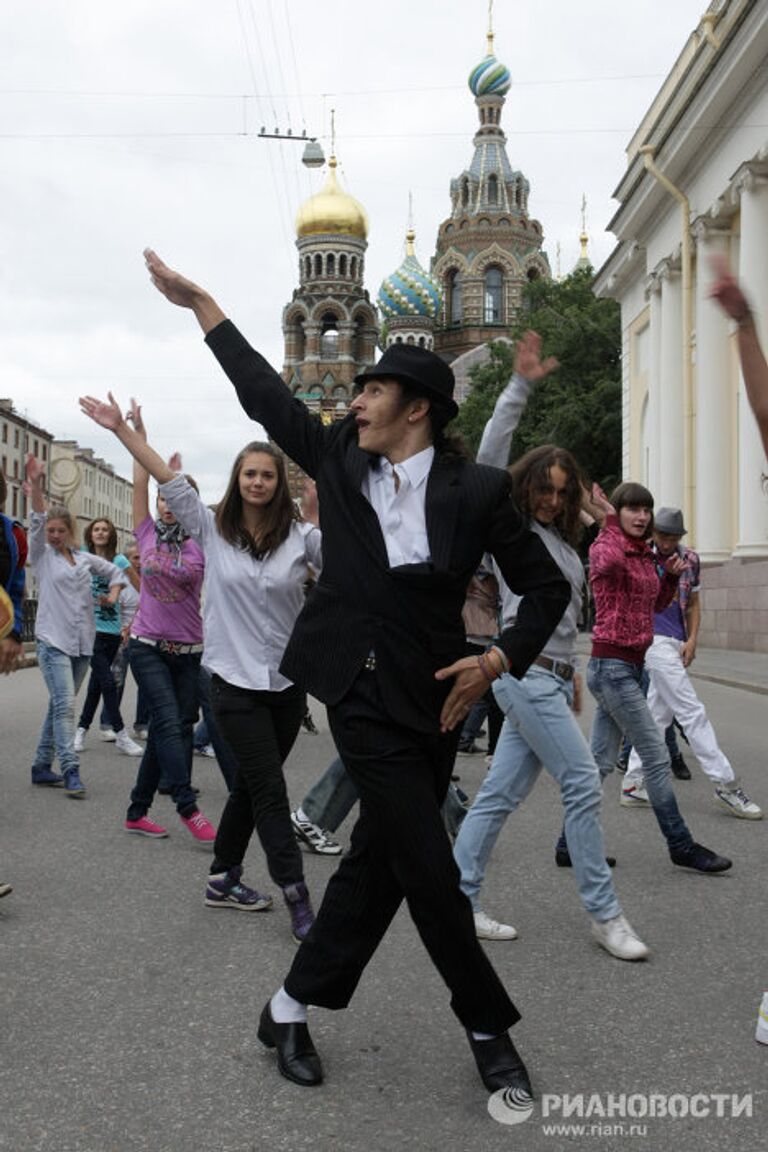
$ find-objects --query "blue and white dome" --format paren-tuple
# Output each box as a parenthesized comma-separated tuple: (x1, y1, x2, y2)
(468, 54, 511, 97)
(378, 231, 442, 321)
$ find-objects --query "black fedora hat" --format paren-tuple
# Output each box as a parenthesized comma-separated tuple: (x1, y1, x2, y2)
(354, 344, 459, 420)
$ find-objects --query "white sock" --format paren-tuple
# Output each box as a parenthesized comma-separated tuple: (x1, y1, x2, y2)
(270, 985, 307, 1024)
(471, 1030, 496, 1041)
(295, 806, 310, 823)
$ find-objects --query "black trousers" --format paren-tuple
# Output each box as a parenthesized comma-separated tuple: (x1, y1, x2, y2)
(210, 676, 305, 888)
(284, 670, 520, 1035)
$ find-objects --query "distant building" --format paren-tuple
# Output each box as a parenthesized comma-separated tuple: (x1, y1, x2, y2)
(0, 399, 53, 522)
(49, 441, 134, 554)
(594, 0, 768, 651)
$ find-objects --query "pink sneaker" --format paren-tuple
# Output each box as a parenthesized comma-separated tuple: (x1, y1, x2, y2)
(181, 810, 216, 845)
(125, 815, 169, 838)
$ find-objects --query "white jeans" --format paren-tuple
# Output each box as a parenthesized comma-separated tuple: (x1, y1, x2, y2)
(626, 635, 733, 786)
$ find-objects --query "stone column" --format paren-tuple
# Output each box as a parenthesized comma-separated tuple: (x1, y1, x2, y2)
(657, 260, 685, 505)
(734, 167, 768, 556)
(692, 218, 733, 560)
(645, 273, 662, 493)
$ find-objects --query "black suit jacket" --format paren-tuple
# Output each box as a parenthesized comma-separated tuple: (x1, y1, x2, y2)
(206, 321, 570, 733)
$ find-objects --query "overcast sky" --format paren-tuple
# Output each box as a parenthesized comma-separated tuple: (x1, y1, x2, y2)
(1, 0, 708, 502)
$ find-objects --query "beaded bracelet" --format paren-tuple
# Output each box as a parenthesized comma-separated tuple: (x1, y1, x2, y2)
(477, 653, 498, 683)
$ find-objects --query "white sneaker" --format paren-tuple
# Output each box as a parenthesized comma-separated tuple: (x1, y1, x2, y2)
(473, 910, 517, 941)
(99, 728, 117, 742)
(115, 730, 144, 757)
(714, 783, 763, 820)
(591, 914, 649, 961)
(195, 743, 216, 759)
(620, 783, 650, 807)
(132, 726, 149, 741)
(73, 727, 86, 753)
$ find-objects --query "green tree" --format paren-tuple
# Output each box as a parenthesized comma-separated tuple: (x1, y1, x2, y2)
(453, 267, 621, 490)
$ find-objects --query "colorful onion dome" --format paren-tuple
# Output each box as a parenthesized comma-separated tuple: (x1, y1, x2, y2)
(295, 156, 368, 239)
(377, 230, 442, 320)
(468, 53, 511, 97)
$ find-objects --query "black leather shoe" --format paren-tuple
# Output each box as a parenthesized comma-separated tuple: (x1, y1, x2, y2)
(670, 754, 692, 780)
(466, 1031, 533, 1097)
(669, 842, 732, 873)
(555, 848, 616, 868)
(257, 1002, 323, 1086)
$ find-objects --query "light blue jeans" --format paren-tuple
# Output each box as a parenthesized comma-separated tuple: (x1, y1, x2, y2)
(587, 657, 693, 853)
(454, 666, 621, 921)
(34, 641, 90, 776)
(302, 755, 359, 833)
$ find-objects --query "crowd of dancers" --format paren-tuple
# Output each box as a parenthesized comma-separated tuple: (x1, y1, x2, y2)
(1, 248, 765, 1094)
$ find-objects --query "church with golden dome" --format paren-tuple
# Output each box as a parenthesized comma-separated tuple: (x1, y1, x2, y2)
(279, 8, 552, 454)
(281, 153, 379, 425)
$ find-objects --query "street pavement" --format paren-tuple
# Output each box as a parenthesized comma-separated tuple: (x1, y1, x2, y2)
(1, 647, 766, 1152)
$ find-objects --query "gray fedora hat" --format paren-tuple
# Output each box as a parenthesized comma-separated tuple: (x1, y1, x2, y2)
(654, 507, 687, 535)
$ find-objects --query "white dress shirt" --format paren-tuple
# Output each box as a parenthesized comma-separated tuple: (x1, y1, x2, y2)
(361, 445, 434, 567)
(160, 474, 322, 692)
(29, 513, 128, 656)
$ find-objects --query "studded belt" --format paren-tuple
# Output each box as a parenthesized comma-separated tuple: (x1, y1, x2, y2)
(533, 655, 575, 682)
(132, 635, 204, 656)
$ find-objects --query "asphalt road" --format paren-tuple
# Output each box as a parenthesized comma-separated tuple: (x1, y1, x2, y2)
(1, 661, 766, 1152)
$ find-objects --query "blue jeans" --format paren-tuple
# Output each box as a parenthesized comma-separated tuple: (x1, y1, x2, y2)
(126, 640, 200, 820)
(302, 755, 359, 832)
(618, 667, 681, 762)
(34, 641, 90, 776)
(454, 666, 620, 921)
(588, 657, 693, 853)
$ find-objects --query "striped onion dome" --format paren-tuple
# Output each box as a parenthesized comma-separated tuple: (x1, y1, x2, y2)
(468, 53, 511, 97)
(377, 230, 442, 321)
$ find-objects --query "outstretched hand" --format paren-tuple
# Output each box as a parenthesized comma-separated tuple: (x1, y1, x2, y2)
(126, 397, 147, 441)
(24, 454, 45, 487)
(590, 482, 615, 519)
(144, 249, 205, 310)
(514, 330, 559, 384)
(708, 253, 751, 322)
(79, 392, 124, 432)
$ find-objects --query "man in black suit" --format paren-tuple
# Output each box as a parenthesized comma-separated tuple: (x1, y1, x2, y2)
(144, 249, 570, 1100)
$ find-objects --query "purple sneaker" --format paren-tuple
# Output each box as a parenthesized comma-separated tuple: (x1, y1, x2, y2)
(205, 866, 272, 911)
(282, 881, 314, 943)
(31, 767, 65, 787)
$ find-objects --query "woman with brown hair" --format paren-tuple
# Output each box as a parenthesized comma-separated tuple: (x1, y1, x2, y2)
(454, 332, 649, 960)
(73, 518, 142, 756)
(80, 394, 321, 943)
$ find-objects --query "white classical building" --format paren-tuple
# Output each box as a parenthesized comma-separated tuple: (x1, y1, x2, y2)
(594, 0, 768, 651)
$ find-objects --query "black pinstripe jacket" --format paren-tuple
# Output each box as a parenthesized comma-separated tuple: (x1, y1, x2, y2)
(206, 320, 570, 733)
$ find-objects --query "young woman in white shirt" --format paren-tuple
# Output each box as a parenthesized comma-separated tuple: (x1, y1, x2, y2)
(80, 393, 321, 943)
(25, 456, 128, 798)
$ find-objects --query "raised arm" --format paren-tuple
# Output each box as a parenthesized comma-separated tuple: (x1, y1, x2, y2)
(79, 392, 177, 492)
(709, 254, 768, 458)
(144, 249, 226, 335)
(476, 330, 558, 467)
(143, 250, 328, 477)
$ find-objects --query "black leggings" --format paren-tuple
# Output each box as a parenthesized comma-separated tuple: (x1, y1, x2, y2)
(209, 677, 306, 887)
(78, 632, 125, 733)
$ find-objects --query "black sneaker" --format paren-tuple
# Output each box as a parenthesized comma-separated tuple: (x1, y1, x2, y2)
(457, 742, 485, 756)
(670, 754, 692, 780)
(615, 755, 628, 775)
(670, 842, 732, 873)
